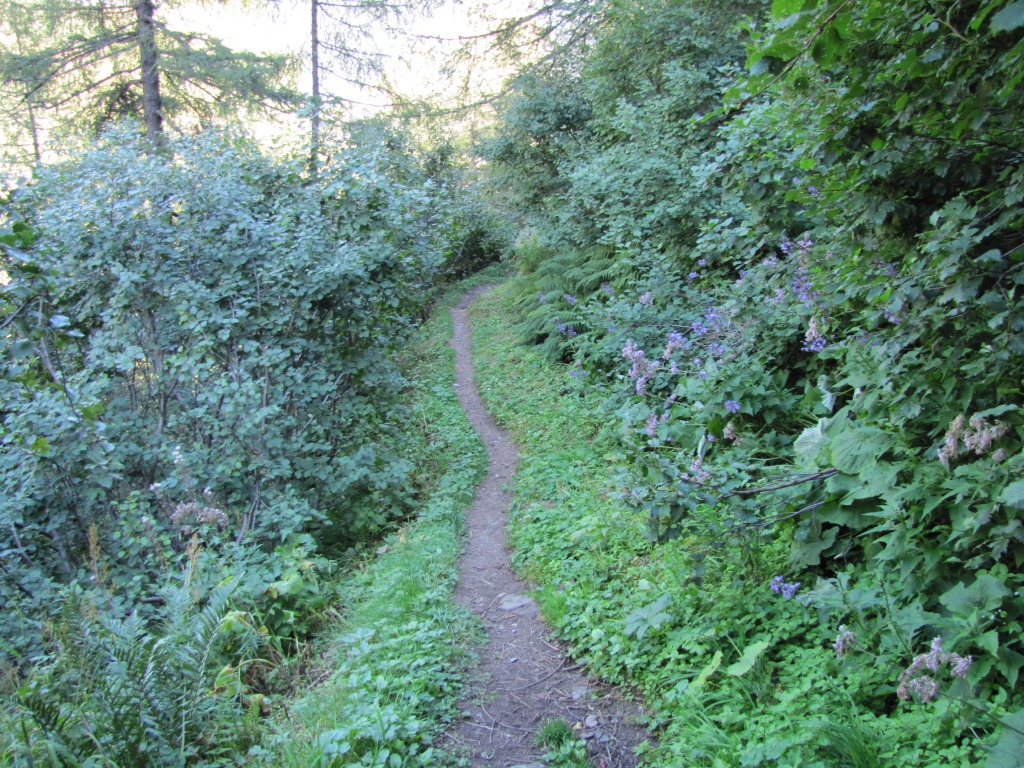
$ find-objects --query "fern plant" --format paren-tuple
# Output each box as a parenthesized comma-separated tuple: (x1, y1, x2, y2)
(508, 239, 632, 360)
(11, 556, 259, 767)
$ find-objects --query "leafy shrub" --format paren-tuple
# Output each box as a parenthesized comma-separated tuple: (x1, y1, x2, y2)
(0, 124, 462, 661)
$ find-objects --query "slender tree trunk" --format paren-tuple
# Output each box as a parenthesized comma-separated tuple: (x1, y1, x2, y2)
(27, 102, 42, 165)
(134, 0, 164, 143)
(310, 0, 321, 174)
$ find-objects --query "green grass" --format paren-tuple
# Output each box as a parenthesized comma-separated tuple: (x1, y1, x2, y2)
(537, 718, 595, 768)
(253, 268, 505, 768)
(467, 284, 985, 768)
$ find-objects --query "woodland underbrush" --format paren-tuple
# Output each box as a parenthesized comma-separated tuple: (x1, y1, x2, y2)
(470, 284, 1020, 768)
(251, 272, 497, 768)
(0, 122, 503, 766)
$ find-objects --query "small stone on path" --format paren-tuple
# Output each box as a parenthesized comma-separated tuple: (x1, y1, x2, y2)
(498, 593, 536, 613)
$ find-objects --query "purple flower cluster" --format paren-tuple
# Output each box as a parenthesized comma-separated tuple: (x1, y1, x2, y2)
(564, 293, 577, 305)
(791, 266, 815, 305)
(770, 575, 801, 599)
(834, 626, 856, 659)
(682, 457, 712, 484)
(725, 400, 741, 414)
(938, 413, 1009, 467)
(897, 636, 973, 703)
(639, 291, 654, 306)
(662, 329, 688, 359)
(557, 323, 578, 338)
(601, 283, 615, 297)
(645, 412, 659, 437)
(802, 317, 828, 352)
(622, 340, 659, 396)
(781, 237, 814, 256)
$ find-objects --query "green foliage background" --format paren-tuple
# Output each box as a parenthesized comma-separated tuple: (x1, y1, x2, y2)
(485, 0, 1024, 764)
(0, 118, 506, 764)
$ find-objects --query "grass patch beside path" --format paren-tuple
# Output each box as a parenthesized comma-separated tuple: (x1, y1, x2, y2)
(255, 269, 503, 768)
(468, 283, 652, 685)
(469, 284, 988, 768)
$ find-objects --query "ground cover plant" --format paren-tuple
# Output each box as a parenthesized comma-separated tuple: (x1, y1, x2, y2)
(252, 272, 497, 768)
(471, 283, 1022, 766)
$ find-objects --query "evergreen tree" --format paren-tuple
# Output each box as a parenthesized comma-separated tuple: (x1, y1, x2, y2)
(0, 0, 299, 162)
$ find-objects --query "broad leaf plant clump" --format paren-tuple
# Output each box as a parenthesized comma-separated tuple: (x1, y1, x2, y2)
(487, 0, 1024, 764)
(0, 123, 504, 764)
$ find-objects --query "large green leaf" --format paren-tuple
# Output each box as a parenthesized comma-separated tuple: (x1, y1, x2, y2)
(998, 479, 1024, 508)
(986, 709, 1024, 768)
(939, 574, 1011, 618)
(726, 641, 771, 677)
(991, 1, 1024, 32)
(794, 420, 828, 469)
(830, 426, 891, 474)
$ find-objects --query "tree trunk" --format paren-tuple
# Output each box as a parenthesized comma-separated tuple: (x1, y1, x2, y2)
(27, 102, 42, 165)
(134, 0, 164, 144)
(310, 0, 321, 174)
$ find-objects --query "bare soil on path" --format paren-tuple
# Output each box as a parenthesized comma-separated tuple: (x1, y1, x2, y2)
(443, 286, 647, 768)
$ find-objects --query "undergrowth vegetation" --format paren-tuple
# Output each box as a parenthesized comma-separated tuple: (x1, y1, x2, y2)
(253, 273, 495, 768)
(472, 283, 1020, 766)
(483, 0, 1024, 764)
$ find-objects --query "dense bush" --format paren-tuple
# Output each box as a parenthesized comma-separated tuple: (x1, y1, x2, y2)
(0, 122, 498, 763)
(487, 0, 1024, 763)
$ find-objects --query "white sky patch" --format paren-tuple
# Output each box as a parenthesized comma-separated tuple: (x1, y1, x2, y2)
(166, 0, 534, 113)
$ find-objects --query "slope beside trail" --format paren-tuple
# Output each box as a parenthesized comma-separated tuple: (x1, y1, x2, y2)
(443, 286, 647, 768)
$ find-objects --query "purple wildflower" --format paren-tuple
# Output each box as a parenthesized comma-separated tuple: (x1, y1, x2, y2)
(601, 283, 614, 297)
(683, 458, 711, 483)
(792, 267, 815, 305)
(687, 271, 698, 281)
(623, 340, 659, 395)
(725, 400, 741, 414)
(802, 317, 828, 352)
(834, 626, 856, 659)
(639, 291, 654, 306)
(645, 412, 658, 437)
(897, 637, 974, 702)
(662, 329, 687, 359)
(564, 293, 577, 305)
(770, 575, 801, 599)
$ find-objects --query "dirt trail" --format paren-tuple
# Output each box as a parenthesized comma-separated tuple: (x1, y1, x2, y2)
(444, 286, 647, 768)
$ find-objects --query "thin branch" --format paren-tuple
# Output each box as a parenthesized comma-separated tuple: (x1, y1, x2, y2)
(735, 0, 854, 110)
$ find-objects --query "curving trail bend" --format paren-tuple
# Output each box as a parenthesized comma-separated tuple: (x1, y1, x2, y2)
(444, 286, 646, 768)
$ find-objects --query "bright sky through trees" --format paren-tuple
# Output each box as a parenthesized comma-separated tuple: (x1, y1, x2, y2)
(168, 0, 532, 115)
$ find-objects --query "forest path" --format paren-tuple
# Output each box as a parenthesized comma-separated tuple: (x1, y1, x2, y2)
(443, 286, 646, 768)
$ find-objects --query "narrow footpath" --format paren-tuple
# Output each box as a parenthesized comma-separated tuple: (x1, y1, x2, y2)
(444, 286, 646, 768)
